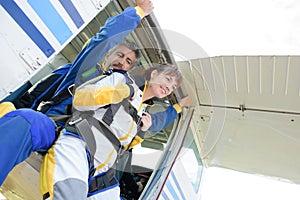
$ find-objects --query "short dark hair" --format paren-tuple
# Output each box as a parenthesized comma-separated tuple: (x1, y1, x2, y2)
(117, 39, 141, 65)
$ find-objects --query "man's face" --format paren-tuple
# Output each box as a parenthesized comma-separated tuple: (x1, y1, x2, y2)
(105, 45, 137, 71)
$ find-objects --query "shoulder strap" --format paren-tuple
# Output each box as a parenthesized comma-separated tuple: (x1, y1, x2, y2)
(37, 84, 74, 113)
(101, 100, 142, 130)
(82, 113, 122, 152)
(69, 112, 122, 159)
(75, 119, 97, 160)
(51, 84, 75, 105)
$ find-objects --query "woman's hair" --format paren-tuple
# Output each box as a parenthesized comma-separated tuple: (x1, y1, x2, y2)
(142, 64, 183, 87)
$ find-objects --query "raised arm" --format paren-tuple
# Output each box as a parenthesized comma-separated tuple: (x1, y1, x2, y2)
(46, 2, 153, 115)
(54, 1, 153, 96)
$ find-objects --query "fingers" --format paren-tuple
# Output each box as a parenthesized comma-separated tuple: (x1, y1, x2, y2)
(137, 181, 144, 193)
(137, 0, 154, 17)
(140, 112, 152, 131)
(179, 95, 193, 107)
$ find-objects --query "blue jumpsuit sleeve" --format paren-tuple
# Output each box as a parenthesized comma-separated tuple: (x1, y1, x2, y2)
(0, 109, 56, 185)
(46, 7, 142, 115)
(54, 7, 142, 95)
(148, 106, 179, 132)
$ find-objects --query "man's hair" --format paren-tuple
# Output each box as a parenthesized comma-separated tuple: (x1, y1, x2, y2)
(114, 39, 141, 65)
(83, 38, 141, 66)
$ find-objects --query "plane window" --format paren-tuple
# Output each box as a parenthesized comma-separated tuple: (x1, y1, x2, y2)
(180, 129, 203, 193)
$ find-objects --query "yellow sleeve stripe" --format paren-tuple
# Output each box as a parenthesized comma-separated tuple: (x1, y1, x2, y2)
(135, 6, 145, 19)
(173, 104, 182, 114)
(73, 84, 130, 107)
(95, 149, 115, 171)
(125, 136, 143, 149)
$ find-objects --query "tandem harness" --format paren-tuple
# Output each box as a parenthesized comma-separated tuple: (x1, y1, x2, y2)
(43, 112, 127, 200)
(67, 103, 144, 190)
(42, 69, 145, 197)
(65, 112, 131, 192)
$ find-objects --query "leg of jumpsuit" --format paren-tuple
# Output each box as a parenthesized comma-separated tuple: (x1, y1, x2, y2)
(87, 128, 120, 200)
(0, 108, 56, 185)
(41, 129, 121, 200)
(40, 131, 90, 200)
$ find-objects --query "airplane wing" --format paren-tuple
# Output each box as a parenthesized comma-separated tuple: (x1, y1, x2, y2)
(177, 56, 300, 184)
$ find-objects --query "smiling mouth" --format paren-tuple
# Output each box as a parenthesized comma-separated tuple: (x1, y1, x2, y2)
(160, 86, 167, 94)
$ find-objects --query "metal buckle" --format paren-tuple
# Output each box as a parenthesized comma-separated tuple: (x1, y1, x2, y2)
(67, 84, 75, 96)
(68, 116, 82, 125)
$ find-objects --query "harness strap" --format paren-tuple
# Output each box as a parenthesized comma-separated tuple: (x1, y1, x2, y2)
(53, 84, 75, 104)
(80, 113, 122, 153)
(102, 104, 120, 126)
(37, 84, 74, 113)
(66, 112, 122, 160)
(47, 114, 71, 123)
(68, 119, 97, 162)
(43, 167, 116, 200)
(88, 168, 117, 193)
(102, 100, 142, 128)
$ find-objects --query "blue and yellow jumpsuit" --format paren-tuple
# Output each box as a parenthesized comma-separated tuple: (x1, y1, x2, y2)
(0, 5, 144, 188)
(39, 6, 147, 200)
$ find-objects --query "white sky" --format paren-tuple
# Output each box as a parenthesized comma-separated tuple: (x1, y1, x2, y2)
(153, 0, 300, 199)
(201, 167, 300, 200)
(153, 0, 300, 58)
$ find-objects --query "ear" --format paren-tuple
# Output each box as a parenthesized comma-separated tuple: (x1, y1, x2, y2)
(104, 52, 110, 59)
(150, 69, 158, 80)
(102, 53, 111, 69)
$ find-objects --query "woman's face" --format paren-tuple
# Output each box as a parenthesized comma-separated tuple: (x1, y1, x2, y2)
(148, 70, 178, 98)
